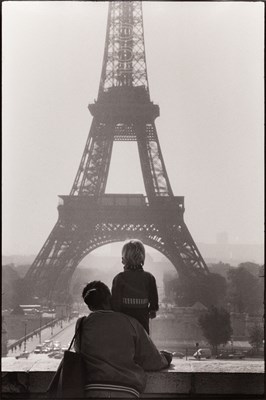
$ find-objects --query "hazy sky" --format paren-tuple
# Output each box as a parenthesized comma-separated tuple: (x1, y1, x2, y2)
(2, 1, 264, 256)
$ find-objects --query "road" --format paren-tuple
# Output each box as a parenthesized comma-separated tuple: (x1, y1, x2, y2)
(51, 319, 78, 347)
(7, 317, 79, 357)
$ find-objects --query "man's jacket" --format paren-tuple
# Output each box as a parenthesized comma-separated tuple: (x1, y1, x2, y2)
(74, 310, 169, 394)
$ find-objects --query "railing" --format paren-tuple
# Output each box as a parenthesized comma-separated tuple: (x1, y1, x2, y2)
(58, 194, 184, 209)
(7, 318, 60, 352)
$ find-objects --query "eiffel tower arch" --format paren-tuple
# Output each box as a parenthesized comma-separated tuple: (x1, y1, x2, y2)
(25, 1, 209, 304)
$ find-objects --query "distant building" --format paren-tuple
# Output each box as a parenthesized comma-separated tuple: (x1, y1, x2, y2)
(19, 305, 41, 315)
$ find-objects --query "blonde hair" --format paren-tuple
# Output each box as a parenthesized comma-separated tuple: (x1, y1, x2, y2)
(122, 239, 145, 267)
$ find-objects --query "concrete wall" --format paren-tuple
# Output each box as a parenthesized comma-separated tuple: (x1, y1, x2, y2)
(1, 357, 264, 399)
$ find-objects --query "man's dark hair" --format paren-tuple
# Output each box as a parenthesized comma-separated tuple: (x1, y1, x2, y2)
(82, 281, 111, 310)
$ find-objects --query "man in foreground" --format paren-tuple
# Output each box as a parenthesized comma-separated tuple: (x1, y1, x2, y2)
(74, 280, 172, 398)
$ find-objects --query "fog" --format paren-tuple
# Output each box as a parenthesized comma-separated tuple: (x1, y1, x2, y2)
(2, 1, 264, 256)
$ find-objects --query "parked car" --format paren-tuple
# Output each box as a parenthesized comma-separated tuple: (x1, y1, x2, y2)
(44, 340, 53, 347)
(173, 351, 185, 359)
(216, 351, 245, 360)
(16, 351, 30, 359)
(48, 350, 61, 358)
(243, 348, 263, 358)
(34, 344, 44, 354)
(42, 347, 51, 354)
(53, 341, 61, 350)
(232, 351, 245, 359)
(53, 352, 64, 359)
(216, 352, 230, 359)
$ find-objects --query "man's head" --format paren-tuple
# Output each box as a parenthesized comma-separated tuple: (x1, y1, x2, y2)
(122, 239, 145, 268)
(82, 281, 111, 311)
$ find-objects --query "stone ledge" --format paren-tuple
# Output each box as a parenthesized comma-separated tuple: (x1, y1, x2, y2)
(2, 357, 264, 399)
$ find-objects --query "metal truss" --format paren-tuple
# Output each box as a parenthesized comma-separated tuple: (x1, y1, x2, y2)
(71, 114, 172, 197)
(27, 196, 208, 302)
(99, 1, 149, 95)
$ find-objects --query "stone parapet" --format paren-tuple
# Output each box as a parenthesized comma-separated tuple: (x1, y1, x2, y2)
(1, 357, 264, 399)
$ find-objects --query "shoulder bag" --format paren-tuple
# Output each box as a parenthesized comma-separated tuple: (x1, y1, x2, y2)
(47, 316, 86, 398)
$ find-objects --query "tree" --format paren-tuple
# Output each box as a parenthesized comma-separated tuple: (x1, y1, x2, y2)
(13, 277, 34, 306)
(205, 273, 227, 307)
(227, 266, 263, 315)
(198, 306, 233, 354)
(238, 262, 261, 277)
(162, 272, 179, 303)
(163, 272, 227, 308)
(208, 262, 232, 279)
(248, 324, 264, 354)
(11, 304, 25, 315)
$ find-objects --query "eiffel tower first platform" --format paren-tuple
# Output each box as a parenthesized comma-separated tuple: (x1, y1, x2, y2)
(25, 1, 209, 303)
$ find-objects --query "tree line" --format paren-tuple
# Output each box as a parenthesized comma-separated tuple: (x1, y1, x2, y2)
(163, 262, 264, 315)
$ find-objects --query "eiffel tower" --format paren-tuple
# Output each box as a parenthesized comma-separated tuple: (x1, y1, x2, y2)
(25, 1, 209, 304)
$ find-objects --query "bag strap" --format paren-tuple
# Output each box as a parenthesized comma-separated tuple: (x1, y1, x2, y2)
(68, 316, 85, 351)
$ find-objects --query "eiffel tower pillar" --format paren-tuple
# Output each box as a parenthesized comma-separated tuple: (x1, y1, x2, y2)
(25, 1, 209, 304)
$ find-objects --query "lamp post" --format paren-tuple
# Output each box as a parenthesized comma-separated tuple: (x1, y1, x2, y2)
(51, 316, 54, 336)
(23, 320, 27, 352)
(39, 312, 42, 344)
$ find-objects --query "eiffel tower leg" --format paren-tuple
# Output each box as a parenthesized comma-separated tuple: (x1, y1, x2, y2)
(156, 221, 209, 277)
(71, 119, 114, 196)
(136, 120, 173, 198)
(26, 220, 76, 302)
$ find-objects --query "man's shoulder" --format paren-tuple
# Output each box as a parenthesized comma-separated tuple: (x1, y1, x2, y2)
(82, 311, 120, 325)
(105, 311, 141, 328)
(87, 311, 141, 332)
(77, 315, 89, 323)
(117, 312, 145, 332)
(75, 315, 88, 330)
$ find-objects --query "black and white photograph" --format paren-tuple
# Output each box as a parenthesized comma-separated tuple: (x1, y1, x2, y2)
(2, 1, 264, 398)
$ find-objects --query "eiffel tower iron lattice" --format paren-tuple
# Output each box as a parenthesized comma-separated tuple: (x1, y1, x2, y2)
(25, 1, 209, 303)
